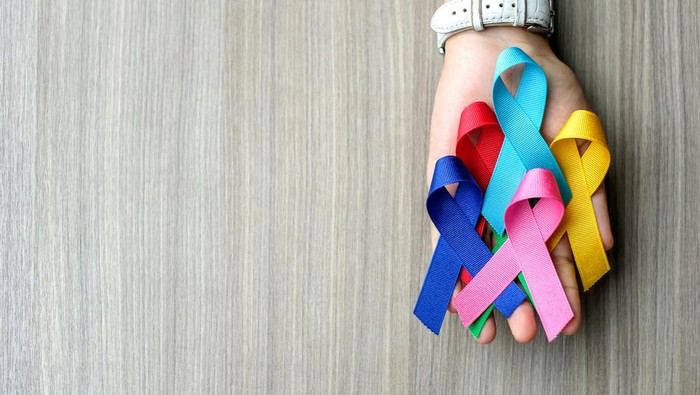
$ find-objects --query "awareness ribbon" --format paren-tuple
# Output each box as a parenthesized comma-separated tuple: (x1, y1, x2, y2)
(454, 168, 574, 341)
(413, 156, 526, 336)
(457, 102, 504, 198)
(547, 110, 611, 290)
(454, 102, 534, 332)
(455, 101, 504, 284)
(482, 47, 572, 235)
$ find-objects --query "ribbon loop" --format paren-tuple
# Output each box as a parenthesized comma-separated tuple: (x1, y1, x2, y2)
(482, 47, 572, 234)
(456, 101, 504, 193)
(547, 110, 611, 290)
(413, 156, 526, 336)
(454, 168, 574, 341)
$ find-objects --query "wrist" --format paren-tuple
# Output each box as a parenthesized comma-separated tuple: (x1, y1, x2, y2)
(444, 27, 554, 64)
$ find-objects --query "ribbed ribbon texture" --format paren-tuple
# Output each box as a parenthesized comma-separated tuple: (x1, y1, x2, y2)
(547, 110, 611, 290)
(482, 47, 572, 235)
(413, 156, 525, 336)
(454, 169, 574, 341)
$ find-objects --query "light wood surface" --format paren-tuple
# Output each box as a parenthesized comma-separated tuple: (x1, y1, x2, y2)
(1, 0, 698, 393)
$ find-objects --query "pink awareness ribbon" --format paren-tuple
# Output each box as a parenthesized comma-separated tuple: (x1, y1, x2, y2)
(453, 168, 574, 341)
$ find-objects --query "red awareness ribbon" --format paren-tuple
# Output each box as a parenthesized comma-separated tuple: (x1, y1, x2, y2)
(453, 168, 574, 341)
(455, 101, 504, 284)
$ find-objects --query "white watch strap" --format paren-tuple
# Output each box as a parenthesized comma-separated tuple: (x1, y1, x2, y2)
(431, 0, 553, 54)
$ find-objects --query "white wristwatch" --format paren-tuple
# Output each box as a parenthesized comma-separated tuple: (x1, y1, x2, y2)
(431, 0, 555, 54)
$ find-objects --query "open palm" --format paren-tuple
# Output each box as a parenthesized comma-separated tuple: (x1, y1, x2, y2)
(428, 28, 613, 344)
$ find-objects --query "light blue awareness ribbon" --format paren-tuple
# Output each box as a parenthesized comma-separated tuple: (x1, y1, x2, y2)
(482, 47, 572, 235)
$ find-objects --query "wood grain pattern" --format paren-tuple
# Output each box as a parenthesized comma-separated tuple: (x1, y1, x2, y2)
(1, 0, 698, 393)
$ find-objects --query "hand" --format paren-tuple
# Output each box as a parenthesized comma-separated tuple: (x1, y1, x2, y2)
(428, 27, 614, 344)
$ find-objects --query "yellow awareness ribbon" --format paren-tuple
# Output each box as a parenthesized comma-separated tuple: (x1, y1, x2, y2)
(546, 110, 610, 291)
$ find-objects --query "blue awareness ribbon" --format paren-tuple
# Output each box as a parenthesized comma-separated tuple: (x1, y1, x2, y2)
(413, 156, 526, 334)
(482, 47, 572, 235)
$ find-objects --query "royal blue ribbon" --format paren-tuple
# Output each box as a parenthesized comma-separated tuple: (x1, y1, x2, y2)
(414, 156, 526, 334)
(482, 47, 572, 234)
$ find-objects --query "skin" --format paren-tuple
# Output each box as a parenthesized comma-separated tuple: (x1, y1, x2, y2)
(428, 27, 614, 344)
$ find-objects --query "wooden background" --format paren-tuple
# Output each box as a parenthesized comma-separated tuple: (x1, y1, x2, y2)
(2, 0, 698, 393)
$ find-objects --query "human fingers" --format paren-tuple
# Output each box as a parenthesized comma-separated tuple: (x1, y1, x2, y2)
(591, 183, 614, 251)
(550, 236, 582, 335)
(505, 301, 538, 343)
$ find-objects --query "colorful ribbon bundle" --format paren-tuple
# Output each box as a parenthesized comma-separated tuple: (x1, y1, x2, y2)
(414, 47, 611, 341)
